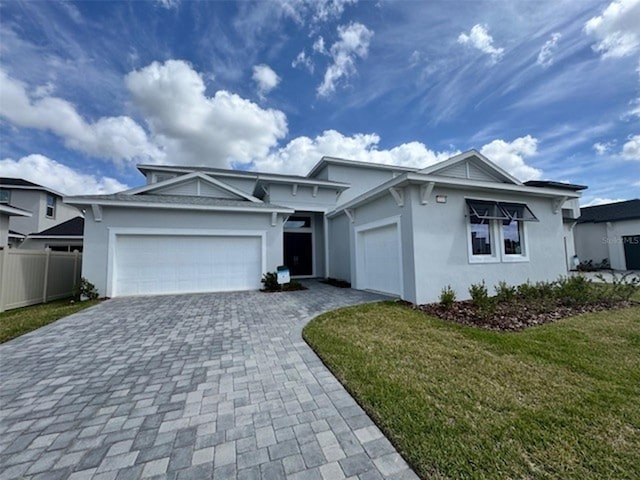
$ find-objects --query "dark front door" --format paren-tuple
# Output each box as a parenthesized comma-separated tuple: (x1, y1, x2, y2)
(623, 235, 640, 270)
(284, 232, 313, 276)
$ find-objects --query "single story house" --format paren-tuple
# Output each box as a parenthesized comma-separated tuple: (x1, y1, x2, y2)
(66, 150, 584, 304)
(574, 199, 640, 271)
(20, 216, 85, 252)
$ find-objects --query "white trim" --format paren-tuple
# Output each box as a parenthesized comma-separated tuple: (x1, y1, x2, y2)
(65, 198, 294, 214)
(0, 204, 32, 217)
(466, 219, 500, 264)
(354, 215, 404, 297)
(106, 227, 267, 298)
(499, 220, 530, 263)
(27, 235, 83, 240)
(323, 215, 330, 279)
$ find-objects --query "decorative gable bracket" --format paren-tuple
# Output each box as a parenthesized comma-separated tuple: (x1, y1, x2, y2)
(271, 212, 278, 227)
(345, 209, 355, 223)
(91, 204, 102, 222)
(389, 187, 404, 207)
(552, 196, 568, 214)
(419, 182, 435, 205)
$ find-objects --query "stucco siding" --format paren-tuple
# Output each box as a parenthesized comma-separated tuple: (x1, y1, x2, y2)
(574, 223, 608, 265)
(409, 186, 567, 304)
(604, 219, 640, 270)
(326, 165, 399, 205)
(0, 215, 9, 247)
(82, 207, 284, 297)
(327, 214, 351, 282)
(9, 190, 80, 235)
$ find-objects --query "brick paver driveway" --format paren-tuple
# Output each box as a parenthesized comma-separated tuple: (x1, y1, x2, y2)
(0, 282, 417, 480)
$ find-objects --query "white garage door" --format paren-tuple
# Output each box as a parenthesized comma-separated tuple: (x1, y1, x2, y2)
(114, 234, 262, 296)
(357, 223, 402, 296)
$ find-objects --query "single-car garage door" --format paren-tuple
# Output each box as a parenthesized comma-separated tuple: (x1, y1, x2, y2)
(113, 234, 263, 296)
(357, 222, 402, 296)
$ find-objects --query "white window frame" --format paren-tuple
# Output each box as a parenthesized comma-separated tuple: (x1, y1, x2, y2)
(499, 219, 530, 262)
(46, 194, 56, 218)
(466, 219, 500, 264)
(465, 197, 532, 264)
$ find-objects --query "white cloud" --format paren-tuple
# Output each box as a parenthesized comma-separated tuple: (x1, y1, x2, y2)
(593, 141, 614, 155)
(584, 0, 640, 58)
(248, 129, 457, 175)
(622, 134, 640, 160)
(125, 60, 287, 168)
(479, 135, 542, 181)
(537, 33, 562, 67)
(311, 0, 356, 23)
(457, 24, 504, 63)
(313, 36, 326, 54)
(0, 154, 128, 195)
(252, 64, 281, 96)
(582, 197, 626, 207)
(318, 22, 374, 97)
(292, 50, 314, 72)
(0, 69, 160, 163)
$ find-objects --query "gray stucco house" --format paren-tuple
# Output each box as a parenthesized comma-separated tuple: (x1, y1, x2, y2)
(0, 178, 83, 248)
(66, 150, 584, 304)
(574, 199, 640, 271)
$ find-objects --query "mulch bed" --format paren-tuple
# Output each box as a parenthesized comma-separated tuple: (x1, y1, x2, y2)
(414, 299, 633, 331)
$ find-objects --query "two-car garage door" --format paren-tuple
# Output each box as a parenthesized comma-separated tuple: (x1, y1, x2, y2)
(113, 234, 263, 297)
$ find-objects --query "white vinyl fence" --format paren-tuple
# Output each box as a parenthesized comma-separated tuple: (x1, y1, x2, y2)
(0, 248, 82, 312)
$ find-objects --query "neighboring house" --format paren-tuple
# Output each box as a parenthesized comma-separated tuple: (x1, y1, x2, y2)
(574, 199, 640, 271)
(0, 204, 32, 248)
(0, 178, 83, 248)
(20, 217, 85, 252)
(65, 150, 585, 303)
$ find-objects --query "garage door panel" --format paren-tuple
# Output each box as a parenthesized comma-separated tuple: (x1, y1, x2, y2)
(114, 234, 262, 296)
(358, 223, 402, 296)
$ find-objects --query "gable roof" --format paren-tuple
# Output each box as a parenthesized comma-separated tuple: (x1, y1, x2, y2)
(30, 216, 84, 238)
(123, 172, 263, 203)
(577, 199, 640, 224)
(417, 150, 523, 185)
(307, 156, 418, 178)
(0, 177, 65, 197)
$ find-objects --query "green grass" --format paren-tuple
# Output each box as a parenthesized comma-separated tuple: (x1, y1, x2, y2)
(303, 302, 640, 479)
(0, 298, 100, 343)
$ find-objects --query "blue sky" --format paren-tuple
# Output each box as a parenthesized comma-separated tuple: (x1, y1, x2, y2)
(0, 0, 638, 206)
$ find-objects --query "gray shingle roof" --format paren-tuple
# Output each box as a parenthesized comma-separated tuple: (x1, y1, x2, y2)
(577, 199, 640, 223)
(33, 216, 84, 237)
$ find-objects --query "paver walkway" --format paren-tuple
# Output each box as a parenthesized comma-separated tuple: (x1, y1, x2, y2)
(0, 282, 418, 480)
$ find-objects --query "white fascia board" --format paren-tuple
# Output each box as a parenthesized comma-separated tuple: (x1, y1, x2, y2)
(256, 175, 350, 189)
(407, 173, 581, 198)
(0, 204, 33, 217)
(64, 198, 294, 214)
(327, 172, 580, 218)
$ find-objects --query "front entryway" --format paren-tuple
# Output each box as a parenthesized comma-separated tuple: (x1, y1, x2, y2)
(284, 215, 314, 276)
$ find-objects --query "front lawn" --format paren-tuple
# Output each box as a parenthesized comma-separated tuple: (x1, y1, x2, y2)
(303, 302, 640, 479)
(0, 299, 100, 343)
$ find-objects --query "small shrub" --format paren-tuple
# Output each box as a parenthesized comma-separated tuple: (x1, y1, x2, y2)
(555, 275, 594, 306)
(516, 281, 539, 300)
(439, 285, 456, 309)
(469, 281, 492, 310)
(74, 277, 99, 300)
(282, 279, 306, 291)
(261, 272, 280, 292)
(494, 281, 516, 303)
(597, 272, 640, 301)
